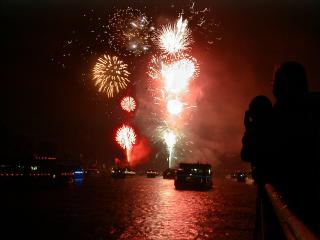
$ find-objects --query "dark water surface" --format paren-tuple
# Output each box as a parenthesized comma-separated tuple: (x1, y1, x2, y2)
(1, 177, 256, 240)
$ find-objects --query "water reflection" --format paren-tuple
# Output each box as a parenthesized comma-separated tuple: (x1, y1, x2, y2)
(115, 178, 253, 240)
(2, 176, 255, 240)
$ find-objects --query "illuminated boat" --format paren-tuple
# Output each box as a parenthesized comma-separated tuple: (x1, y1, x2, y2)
(146, 169, 157, 178)
(124, 168, 136, 177)
(174, 163, 213, 190)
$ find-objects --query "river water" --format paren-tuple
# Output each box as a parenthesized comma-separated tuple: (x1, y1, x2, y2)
(1, 176, 256, 240)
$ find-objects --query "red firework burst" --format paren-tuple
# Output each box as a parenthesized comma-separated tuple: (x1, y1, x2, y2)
(120, 96, 137, 112)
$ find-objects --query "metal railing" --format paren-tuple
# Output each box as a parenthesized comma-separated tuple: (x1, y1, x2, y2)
(264, 184, 319, 240)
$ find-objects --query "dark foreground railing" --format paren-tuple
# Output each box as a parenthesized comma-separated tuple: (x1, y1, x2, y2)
(262, 184, 319, 240)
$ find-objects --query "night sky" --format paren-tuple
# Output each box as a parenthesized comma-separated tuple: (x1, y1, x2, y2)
(2, 0, 320, 167)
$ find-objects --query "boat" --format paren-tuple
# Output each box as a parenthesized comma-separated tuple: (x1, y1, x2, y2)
(111, 166, 136, 178)
(163, 168, 176, 179)
(111, 167, 126, 179)
(124, 168, 136, 177)
(174, 163, 213, 190)
(146, 169, 157, 178)
(85, 168, 100, 176)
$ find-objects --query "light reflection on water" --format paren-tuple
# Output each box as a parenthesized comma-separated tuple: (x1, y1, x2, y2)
(2, 176, 256, 240)
(119, 179, 219, 239)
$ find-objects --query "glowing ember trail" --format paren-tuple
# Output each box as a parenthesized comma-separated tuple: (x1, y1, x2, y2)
(158, 16, 192, 55)
(93, 54, 130, 98)
(163, 130, 177, 168)
(121, 96, 136, 112)
(116, 125, 137, 162)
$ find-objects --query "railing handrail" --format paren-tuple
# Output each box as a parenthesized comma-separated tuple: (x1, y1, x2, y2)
(264, 184, 319, 240)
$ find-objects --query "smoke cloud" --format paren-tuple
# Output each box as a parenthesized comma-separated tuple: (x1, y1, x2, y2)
(129, 136, 152, 167)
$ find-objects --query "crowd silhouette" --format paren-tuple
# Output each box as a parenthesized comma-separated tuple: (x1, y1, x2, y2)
(241, 61, 320, 238)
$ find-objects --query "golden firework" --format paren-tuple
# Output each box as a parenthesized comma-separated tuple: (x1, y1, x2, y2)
(108, 7, 155, 56)
(93, 54, 130, 98)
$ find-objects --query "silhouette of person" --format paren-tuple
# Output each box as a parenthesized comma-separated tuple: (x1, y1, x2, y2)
(271, 61, 320, 235)
(241, 95, 273, 184)
(241, 95, 275, 240)
(242, 62, 320, 238)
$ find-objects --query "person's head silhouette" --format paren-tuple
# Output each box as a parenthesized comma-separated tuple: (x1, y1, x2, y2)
(249, 95, 272, 118)
(244, 95, 272, 128)
(273, 61, 309, 104)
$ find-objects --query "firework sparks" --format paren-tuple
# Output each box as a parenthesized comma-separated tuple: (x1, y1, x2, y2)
(121, 96, 137, 112)
(157, 16, 192, 55)
(147, 55, 164, 81)
(163, 130, 177, 168)
(185, 1, 222, 48)
(167, 99, 183, 115)
(116, 125, 137, 162)
(108, 7, 155, 56)
(162, 57, 197, 94)
(148, 54, 198, 89)
(93, 54, 130, 98)
(116, 125, 137, 150)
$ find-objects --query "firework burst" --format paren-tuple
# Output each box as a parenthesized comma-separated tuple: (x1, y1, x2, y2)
(147, 14, 201, 167)
(108, 7, 155, 56)
(93, 54, 130, 98)
(116, 125, 137, 150)
(157, 16, 192, 55)
(116, 125, 137, 162)
(148, 53, 199, 94)
(167, 99, 183, 115)
(121, 96, 137, 112)
(162, 57, 197, 94)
